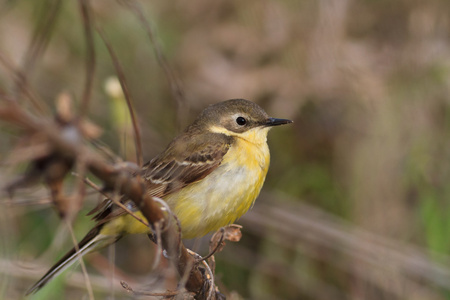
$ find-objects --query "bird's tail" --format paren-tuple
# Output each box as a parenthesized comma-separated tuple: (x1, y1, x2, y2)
(26, 226, 121, 295)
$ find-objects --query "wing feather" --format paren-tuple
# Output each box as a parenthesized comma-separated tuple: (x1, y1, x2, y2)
(89, 132, 233, 224)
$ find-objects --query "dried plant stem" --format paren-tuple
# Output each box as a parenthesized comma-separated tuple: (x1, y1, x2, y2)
(96, 26, 143, 168)
(120, 281, 180, 297)
(0, 102, 205, 296)
(199, 228, 225, 263)
(78, 175, 149, 227)
(78, 0, 96, 118)
(65, 219, 95, 300)
(119, 0, 186, 130)
(0, 53, 49, 115)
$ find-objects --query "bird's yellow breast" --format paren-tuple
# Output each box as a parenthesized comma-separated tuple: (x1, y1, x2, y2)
(165, 130, 270, 239)
(101, 127, 271, 239)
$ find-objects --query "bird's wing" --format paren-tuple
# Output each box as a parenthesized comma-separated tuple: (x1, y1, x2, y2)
(89, 132, 233, 223)
(143, 132, 233, 198)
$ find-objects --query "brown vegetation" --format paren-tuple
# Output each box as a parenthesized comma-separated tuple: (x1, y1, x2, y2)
(1, 0, 450, 299)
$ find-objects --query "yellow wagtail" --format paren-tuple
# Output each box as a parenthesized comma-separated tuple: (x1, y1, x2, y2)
(26, 99, 292, 294)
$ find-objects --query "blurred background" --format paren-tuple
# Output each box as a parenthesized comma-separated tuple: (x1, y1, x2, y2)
(2, 0, 450, 299)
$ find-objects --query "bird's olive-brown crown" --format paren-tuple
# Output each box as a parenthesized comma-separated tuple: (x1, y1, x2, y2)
(190, 99, 271, 133)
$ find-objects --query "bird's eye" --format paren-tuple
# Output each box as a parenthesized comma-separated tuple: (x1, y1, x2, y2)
(236, 116, 247, 126)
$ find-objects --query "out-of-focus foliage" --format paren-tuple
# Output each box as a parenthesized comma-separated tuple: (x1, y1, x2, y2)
(2, 0, 450, 299)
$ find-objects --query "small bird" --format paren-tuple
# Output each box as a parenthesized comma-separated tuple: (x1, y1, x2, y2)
(26, 99, 292, 294)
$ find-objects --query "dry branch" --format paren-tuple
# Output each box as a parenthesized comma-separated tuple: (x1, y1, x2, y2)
(0, 100, 211, 298)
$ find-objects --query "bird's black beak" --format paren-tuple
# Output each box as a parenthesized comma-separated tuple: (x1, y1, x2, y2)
(265, 117, 293, 127)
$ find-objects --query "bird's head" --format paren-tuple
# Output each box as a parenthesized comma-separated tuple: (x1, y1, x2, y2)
(192, 99, 292, 145)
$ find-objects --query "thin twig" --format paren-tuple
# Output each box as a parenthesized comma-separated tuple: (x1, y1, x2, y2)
(13, 0, 61, 113)
(3, 190, 99, 207)
(70, 153, 88, 221)
(197, 228, 225, 263)
(0, 53, 49, 115)
(107, 242, 116, 299)
(78, 174, 149, 227)
(96, 26, 143, 167)
(119, 0, 186, 131)
(65, 218, 95, 300)
(21, 0, 62, 73)
(78, 0, 96, 118)
(90, 139, 124, 164)
(120, 281, 180, 297)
